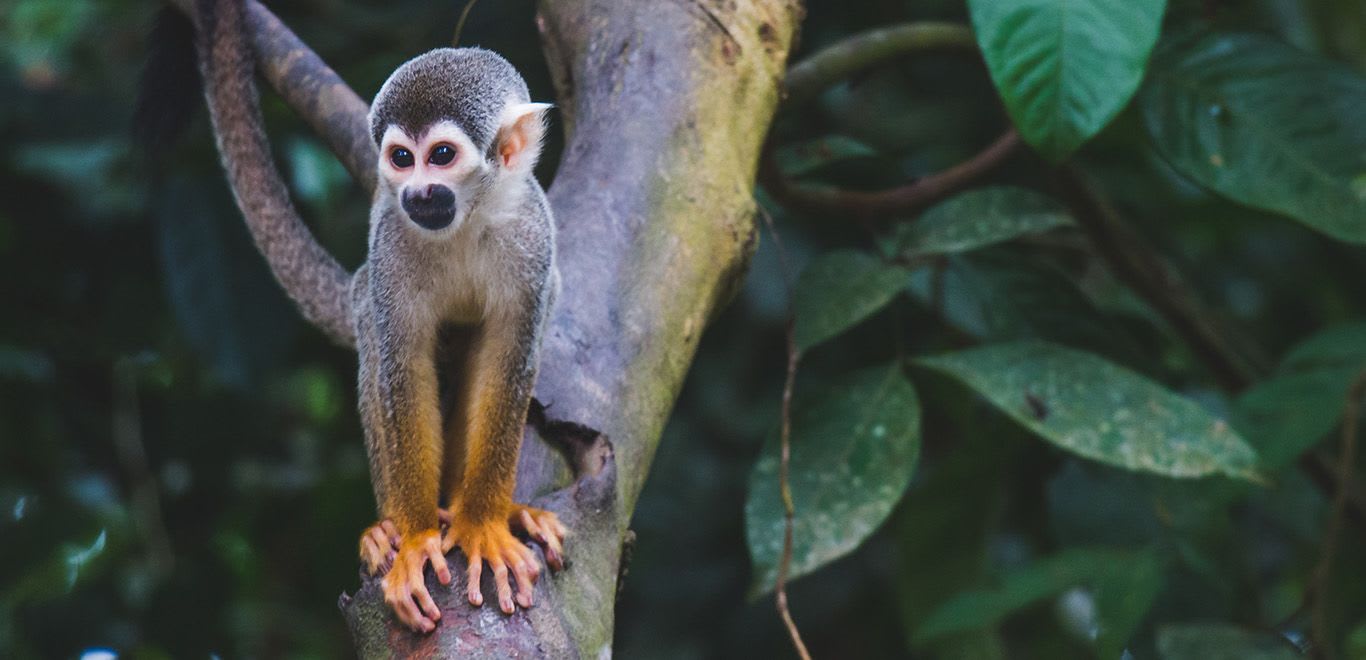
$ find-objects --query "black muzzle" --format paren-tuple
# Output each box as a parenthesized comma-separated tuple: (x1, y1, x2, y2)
(401, 184, 457, 230)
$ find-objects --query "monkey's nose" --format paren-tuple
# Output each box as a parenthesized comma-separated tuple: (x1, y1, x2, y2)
(402, 184, 457, 230)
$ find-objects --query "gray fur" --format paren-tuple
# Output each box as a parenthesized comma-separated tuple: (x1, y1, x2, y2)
(368, 48, 530, 151)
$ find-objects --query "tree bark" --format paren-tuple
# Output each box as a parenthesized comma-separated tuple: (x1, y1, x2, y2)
(176, 0, 800, 656)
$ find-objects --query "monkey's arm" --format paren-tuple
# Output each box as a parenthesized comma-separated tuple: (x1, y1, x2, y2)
(443, 277, 556, 614)
(355, 290, 450, 632)
(196, 0, 354, 345)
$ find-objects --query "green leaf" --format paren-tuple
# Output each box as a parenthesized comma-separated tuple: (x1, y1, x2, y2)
(775, 135, 879, 178)
(792, 251, 909, 351)
(1156, 624, 1300, 659)
(888, 187, 1073, 258)
(1091, 550, 1164, 658)
(746, 364, 921, 595)
(968, 0, 1167, 161)
(1234, 322, 1366, 471)
(914, 547, 1161, 648)
(1143, 31, 1366, 243)
(917, 341, 1262, 480)
(908, 249, 1143, 363)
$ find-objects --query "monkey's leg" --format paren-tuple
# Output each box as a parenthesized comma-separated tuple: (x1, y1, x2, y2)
(357, 307, 449, 633)
(442, 309, 559, 614)
(356, 299, 404, 576)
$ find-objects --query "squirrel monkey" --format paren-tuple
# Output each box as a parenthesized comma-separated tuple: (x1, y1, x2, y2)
(196, 0, 567, 632)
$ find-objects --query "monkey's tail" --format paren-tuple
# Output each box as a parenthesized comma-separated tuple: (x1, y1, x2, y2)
(195, 0, 356, 347)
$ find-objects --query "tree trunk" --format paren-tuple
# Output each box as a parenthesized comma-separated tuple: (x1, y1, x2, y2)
(175, 0, 800, 655)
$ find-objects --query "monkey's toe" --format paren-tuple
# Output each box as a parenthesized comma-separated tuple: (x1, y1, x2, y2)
(382, 529, 449, 633)
(509, 505, 568, 571)
(449, 519, 542, 614)
(359, 520, 400, 575)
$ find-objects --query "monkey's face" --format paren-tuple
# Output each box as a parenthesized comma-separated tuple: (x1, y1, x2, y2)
(378, 122, 486, 233)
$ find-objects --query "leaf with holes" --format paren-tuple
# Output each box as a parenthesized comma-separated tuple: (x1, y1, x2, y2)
(792, 251, 910, 351)
(917, 341, 1262, 480)
(968, 0, 1167, 161)
(1143, 30, 1366, 243)
(746, 363, 921, 595)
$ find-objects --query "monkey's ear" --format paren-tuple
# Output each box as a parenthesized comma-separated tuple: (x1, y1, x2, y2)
(494, 102, 552, 175)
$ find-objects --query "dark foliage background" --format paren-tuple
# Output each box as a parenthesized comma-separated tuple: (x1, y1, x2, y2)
(2, 0, 1364, 657)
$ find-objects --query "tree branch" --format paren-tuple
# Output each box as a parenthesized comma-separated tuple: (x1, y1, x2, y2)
(756, 22, 1019, 220)
(760, 129, 1020, 219)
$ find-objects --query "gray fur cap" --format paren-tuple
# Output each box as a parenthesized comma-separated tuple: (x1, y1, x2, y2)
(369, 48, 530, 151)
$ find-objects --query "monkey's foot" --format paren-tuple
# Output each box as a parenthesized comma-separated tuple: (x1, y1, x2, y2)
(510, 505, 568, 571)
(443, 518, 541, 614)
(358, 520, 400, 576)
(382, 528, 451, 633)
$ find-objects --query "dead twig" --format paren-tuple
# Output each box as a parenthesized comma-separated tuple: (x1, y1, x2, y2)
(758, 204, 813, 660)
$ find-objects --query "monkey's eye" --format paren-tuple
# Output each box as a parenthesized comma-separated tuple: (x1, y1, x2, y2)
(428, 144, 456, 166)
(389, 147, 415, 169)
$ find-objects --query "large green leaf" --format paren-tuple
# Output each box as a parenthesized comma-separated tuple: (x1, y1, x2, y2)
(792, 251, 909, 351)
(888, 187, 1073, 259)
(1157, 624, 1300, 659)
(1143, 31, 1366, 243)
(746, 364, 921, 595)
(908, 249, 1143, 364)
(917, 341, 1262, 480)
(1234, 322, 1366, 471)
(914, 547, 1161, 652)
(968, 0, 1167, 161)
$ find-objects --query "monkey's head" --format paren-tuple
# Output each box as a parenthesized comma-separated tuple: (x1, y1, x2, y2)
(369, 48, 549, 233)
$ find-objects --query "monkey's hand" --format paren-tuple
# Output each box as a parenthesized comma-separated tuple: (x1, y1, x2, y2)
(509, 505, 567, 571)
(358, 520, 399, 576)
(443, 517, 542, 614)
(382, 528, 451, 633)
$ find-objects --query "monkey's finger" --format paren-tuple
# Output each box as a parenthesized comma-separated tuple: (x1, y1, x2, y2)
(542, 532, 565, 571)
(412, 581, 441, 623)
(361, 537, 381, 572)
(466, 555, 485, 606)
(381, 520, 400, 546)
(492, 560, 514, 614)
(519, 510, 543, 539)
(547, 516, 568, 540)
(387, 585, 431, 633)
(406, 560, 442, 623)
(426, 540, 451, 585)
(369, 527, 391, 552)
(510, 553, 536, 609)
(516, 544, 541, 581)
